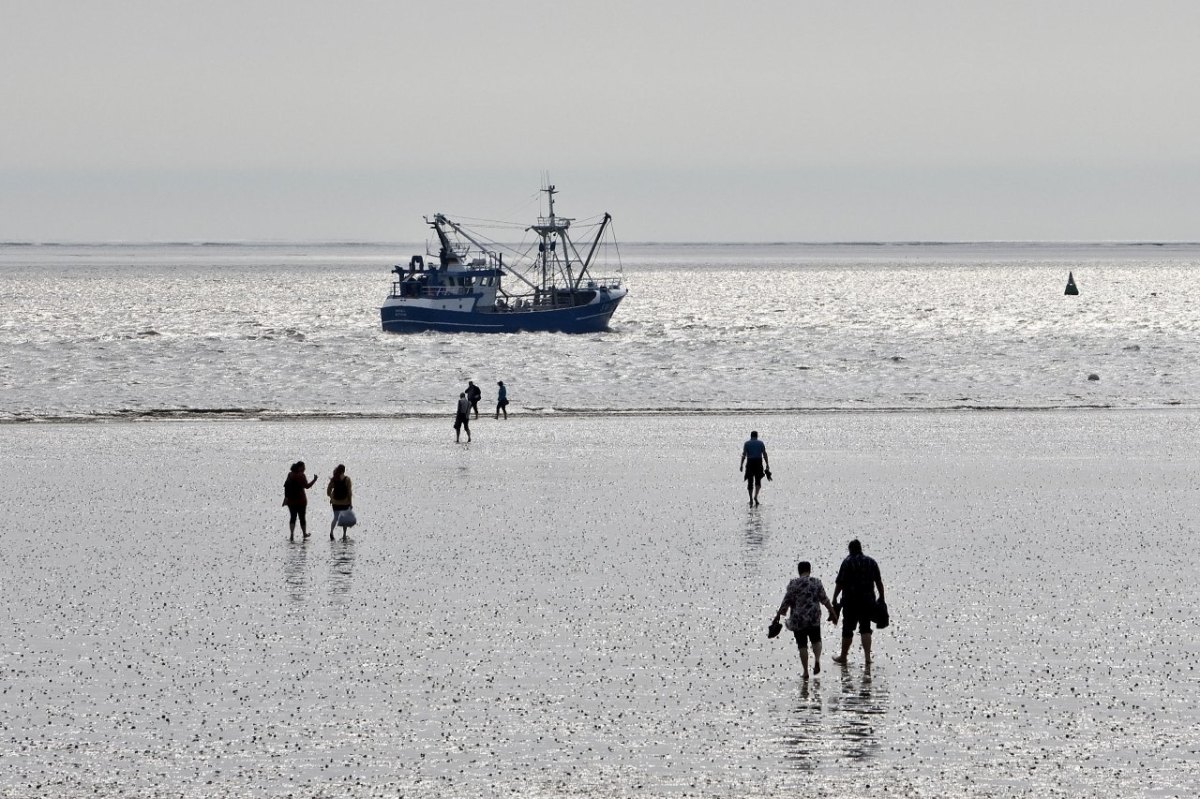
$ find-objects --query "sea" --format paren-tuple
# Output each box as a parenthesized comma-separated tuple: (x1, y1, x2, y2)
(2, 241, 1198, 421)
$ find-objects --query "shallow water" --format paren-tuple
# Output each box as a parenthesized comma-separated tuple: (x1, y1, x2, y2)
(1, 242, 1198, 421)
(2, 410, 1198, 796)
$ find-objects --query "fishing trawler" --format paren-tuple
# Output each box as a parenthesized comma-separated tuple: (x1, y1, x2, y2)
(380, 186, 627, 333)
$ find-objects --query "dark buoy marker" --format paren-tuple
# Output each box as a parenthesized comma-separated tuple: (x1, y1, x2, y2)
(1065, 271, 1079, 295)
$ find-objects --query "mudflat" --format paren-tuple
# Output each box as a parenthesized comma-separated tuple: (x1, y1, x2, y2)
(2, 410, 1197, 797)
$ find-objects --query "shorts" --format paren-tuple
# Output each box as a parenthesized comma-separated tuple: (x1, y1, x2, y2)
(454, 414, 470, 431)
(840, 601, 874, 637)
(744, 460, 764, 483)
(792, 625, 821, 650)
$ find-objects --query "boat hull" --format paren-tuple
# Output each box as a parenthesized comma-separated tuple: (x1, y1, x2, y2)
(380, 292, 626, 334)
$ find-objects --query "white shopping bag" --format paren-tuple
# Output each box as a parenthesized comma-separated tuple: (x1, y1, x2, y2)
(337, 508, 357, 528)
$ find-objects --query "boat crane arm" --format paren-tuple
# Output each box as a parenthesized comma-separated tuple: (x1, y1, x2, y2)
(429, 215, 462, 266)
(442, 215, 542, 293)
(575, 213, 611, 288)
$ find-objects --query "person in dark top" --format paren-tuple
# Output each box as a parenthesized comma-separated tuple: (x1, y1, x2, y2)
(283, 461, 318, 540)
(772, 560, 838, 679)
(831, 539, 885, 667)
(326, 464, 353, 539)
(739, 430, 770, 506)
(495, 380, 508, 419)
(466, 381, 482, 419)
(454, 393, 472, 442)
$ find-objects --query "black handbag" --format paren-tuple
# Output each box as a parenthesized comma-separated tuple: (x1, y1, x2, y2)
(767, 619, 782, 638)
(873, 599, 890, 629)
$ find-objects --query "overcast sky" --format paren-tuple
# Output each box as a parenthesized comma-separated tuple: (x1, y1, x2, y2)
(2, 1, 1198, 241)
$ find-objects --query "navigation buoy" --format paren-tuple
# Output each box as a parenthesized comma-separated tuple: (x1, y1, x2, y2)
(1065, 272, 1079, 295)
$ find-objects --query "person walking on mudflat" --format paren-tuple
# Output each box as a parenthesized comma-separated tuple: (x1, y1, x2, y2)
(739, 430, 770, 506)
(454, 392, 472, 442)
(283, 461, 318, 540)
(831, 539, 885, 667)
(466, 381, 482, 419)
(772, 560, 838, 679)
(326, 464, 353, 539)
(495, 380, 508, 419)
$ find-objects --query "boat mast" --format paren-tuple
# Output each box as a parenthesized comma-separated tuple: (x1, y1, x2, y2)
(531, 184, 573, 294)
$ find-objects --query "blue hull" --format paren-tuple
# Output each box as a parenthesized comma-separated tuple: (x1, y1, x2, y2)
(381, 297, 624, 334)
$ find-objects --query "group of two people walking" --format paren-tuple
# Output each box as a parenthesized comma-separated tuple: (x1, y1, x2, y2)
(455, 379, 508, 442)
(283, 461, 354, 540)
(772, 539, 886, 678)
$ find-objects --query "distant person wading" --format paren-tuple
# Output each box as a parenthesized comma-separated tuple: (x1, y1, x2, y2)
(327, 464, 353, 539)
(454, 393, 472, 442)
(739, 430, 771, 506)
(466, 381, 482, 419)
(495, 380, 508, 419)
(282, 461, 318, 540)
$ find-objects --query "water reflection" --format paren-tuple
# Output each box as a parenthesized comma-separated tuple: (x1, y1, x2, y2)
(739, 507, 770, 577)
(744, 507, 768, 550)
(829, 666, 888, 761)
(777, 667, 889, 770)
(329, 538, 356, 601)
(284, 538, 309, 603)
(779, 679, 824, 772)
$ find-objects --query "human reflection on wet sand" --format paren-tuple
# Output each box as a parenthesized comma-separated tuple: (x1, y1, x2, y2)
(744, 507, 768, 549)
(329, 537, 356, 601)
(284, 537, 310, 603)
(778, 666, 889, 770)
(741, 508, 769, 575)
(780, 678, 824, 772)
(829, 666, 887, 761)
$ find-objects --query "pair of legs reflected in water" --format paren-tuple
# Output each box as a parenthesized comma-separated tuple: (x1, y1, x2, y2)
(779, 666, 888, 770)
(283, 535, 357, 603)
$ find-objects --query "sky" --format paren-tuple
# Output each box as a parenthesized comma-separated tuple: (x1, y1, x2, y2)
(2, 0, 1199, 242)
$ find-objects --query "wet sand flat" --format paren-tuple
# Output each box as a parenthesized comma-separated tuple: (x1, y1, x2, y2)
(1, 410, 1198, 797)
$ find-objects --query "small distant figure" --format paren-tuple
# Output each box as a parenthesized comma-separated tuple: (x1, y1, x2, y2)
(495, 380, 508, 419)
(282, 461, 318, 540)
(326, 464, 353, 539)
(831, 539, 886, 667)
(739, 430, 770, 506)
(454, 392, 472, 442)
(466, 380, 483, 419)
(772, 560, 838, 679)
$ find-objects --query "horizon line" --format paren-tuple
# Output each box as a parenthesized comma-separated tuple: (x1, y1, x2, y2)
(4, 239, 1200, 248)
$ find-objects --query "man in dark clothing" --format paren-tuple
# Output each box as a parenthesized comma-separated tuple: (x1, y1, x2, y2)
(739, 430, 770, 506)
(466, 381, 482, 419)
(831, 539, 885, 666)
(495, 380, 508, 419)
(454, 392, 472, 442)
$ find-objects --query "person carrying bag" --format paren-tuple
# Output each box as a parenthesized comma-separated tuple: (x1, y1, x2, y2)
(326, 464, 354, 539)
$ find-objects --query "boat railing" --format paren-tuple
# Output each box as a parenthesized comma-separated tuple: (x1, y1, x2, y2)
(535, 216, 571, 231)
(390, 281, 481, 300)
(584, 275, 623, 289)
